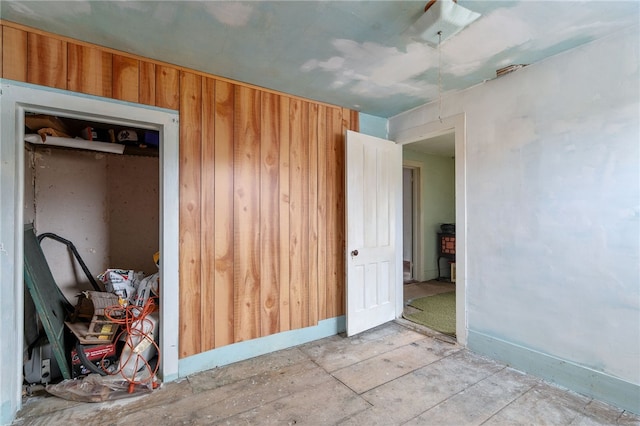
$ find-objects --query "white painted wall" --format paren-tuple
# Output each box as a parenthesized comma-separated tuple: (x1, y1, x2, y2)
(403, 149, 455, 280)
(390, 26, 640, 385)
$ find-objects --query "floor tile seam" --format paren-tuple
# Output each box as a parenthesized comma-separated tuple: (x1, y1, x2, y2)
(530, 381, 596, 425)
(333, 345, 470, 397)
(198, 385, 314, 425)
(334, 400, 375, 425)
(477, 380, 541, 426)
(186, 367, 336, 416)
(351, 357, 459, 400)
(328, 371, 368, 397)
(214, 374, 370, 425)
(395, 365, 512, 426)
(618, 410, 640, 424)
(324, 337, 433, 375)
(195, 350, 315, 391)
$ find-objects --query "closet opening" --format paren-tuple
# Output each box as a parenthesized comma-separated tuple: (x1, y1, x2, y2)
(24, 112, 162, 393)
(0, 82, 180, 415)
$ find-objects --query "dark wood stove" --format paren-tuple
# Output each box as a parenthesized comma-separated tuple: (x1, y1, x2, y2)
(437, 232, 455, 281)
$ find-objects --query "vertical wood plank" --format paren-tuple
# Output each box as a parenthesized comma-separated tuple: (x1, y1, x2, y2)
(350, 109, 360, 132)
(300, 102, 310, 327)
(317, 105, 328, 321)
(278, 96, 291, 332)
(260, 92, 280, 336)
(200, 77, 216, 351)
(27, 33, 66, 89)
(289, 99, 310, 329)
(334, 108, 347, 317)
(325, 107, 344, 319)
(139, 61, 156, 106)
(178, 71, 202, 358)
(112, 54, 139, 103)
(233, 85, 261, 342)
(67, 44, 112, 97)
(3, 26, 27, 81)
(214, 80, 235, 347)
(0, 25, 3, 78)
(156, 65, 180, 109)
(308, 103, 320, 326)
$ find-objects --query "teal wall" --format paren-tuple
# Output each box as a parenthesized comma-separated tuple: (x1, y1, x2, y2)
(358, 113, 387, 139)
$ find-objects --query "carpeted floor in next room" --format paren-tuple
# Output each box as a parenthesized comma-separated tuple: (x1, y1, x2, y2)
(403, 279, 455, 305)
(402, 279, 456, 336)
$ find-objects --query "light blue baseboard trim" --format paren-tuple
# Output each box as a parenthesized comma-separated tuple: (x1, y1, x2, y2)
(178, 316, 346, 378)
(467, 330, 640, 414)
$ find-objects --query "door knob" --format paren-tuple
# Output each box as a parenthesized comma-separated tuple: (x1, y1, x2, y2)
(351, 249, 359, 257)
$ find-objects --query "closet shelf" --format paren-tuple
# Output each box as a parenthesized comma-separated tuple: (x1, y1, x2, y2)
(25, 134, 125, 154)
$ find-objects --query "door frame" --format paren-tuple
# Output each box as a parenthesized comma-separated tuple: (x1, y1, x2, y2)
(0, 81, 180, 422)
(393, 113, 467, 345)
(402, 161, 424, 282)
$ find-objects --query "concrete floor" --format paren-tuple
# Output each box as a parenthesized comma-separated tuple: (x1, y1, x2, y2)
(14, 322, 638, 425)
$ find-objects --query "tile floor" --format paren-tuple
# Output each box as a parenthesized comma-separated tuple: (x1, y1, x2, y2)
(14, 321, 638, 425)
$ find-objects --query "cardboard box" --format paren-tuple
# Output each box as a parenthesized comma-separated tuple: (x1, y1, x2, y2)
(25, 114, 69, 133)
(70, 343, 117, 377)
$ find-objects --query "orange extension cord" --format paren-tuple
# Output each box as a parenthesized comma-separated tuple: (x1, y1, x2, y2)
(103, 297, 160, 392)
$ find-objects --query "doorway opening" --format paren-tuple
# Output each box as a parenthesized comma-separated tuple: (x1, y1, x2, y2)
(401, 131, 456, 336)
(394, 113, 466, 344)
(402, 166, 418, 284)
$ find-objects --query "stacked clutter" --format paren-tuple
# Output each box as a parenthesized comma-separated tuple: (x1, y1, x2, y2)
(52, 252, 162, 401)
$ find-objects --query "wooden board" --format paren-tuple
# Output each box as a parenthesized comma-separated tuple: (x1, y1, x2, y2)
(214, 80, 235, 347)
(233, 85, 261, 342)
(178, 71, 202, 358)
(65, 321, 117, 345)
(260, 92, 280, 337)
(288, 99, 310, 329)
(278, 96, 291, 332)
(308, 102, 320, 326)
(325, 107, 343, 318)
(27, 33, 66, 89)
(317, 105, 328, 320)
(156, 65, 180, 109)
(3, 26, 27, 81)
(200, 77, 216, 351)
(139, 61, 156, 106)
(67, 44, 112, 97)
(112, 54, 139, 103)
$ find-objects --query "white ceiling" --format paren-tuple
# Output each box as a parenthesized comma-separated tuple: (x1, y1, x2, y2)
(1, 1, 638, 118)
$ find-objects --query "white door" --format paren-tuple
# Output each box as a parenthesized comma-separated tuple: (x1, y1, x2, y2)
(345, 130, 402, 336)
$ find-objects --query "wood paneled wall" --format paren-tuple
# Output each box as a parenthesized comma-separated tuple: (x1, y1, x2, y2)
(2, 21, 358, 359)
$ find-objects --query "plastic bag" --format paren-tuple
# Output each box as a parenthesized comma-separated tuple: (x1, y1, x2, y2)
(98, 269, 143, 300)
(46, 374, 155, 402)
